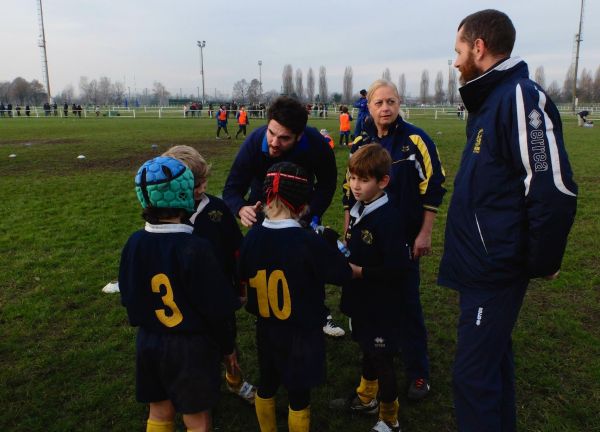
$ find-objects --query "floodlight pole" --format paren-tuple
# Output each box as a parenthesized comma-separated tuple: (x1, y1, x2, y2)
(258, 60, 263, 102)
(197, 41, 206, 104)
(448, 59, 452, 105)
(572, 0, 584, 112)
(37, 0, 51, 103)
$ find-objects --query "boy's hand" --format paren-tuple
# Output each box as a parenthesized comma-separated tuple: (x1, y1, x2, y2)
(413, 231, 432, 258)
(223, 351, 240, 376)
(349, 263, 362, 279)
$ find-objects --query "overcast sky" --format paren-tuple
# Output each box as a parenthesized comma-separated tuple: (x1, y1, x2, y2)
(3, 0, 599, 99)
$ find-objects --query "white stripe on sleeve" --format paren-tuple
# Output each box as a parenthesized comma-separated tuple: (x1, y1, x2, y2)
(537, 91, 577, 197)
(516, 84, 533, 196)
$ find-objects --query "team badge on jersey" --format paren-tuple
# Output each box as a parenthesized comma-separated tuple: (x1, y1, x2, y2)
(361, 229, 373, 245)
(208, 210, 223, 222)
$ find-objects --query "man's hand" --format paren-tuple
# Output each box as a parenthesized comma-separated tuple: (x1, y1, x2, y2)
(239, 201, 262, 227)
(413, 231, 432, 258)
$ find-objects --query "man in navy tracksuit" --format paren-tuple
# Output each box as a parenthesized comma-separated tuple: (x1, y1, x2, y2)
(223, 96, 346, 338)
(438, 10, 577, 431)
(353, 89, 369, 138)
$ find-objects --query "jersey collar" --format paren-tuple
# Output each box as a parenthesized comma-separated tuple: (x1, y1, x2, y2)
(349, 193, 388, 226)
(189, 194, 210, 224)
(144, 223, 194, 234)
(262, 218, 302, 229)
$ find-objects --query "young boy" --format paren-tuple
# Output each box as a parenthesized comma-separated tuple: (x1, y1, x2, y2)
(235, 105, 250, 139)
(339, 106, 353, 146)
(341, 143, 412, 432)
(119, 156, 240, 432)
(216, 105, 231, 139)
(162, 145, 256, 405)
(239, 162, 358, 432)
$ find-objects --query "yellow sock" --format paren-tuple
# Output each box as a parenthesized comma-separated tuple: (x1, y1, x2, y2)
(226, 370, 242, 390)
(356, 376, 379, 404)
(288, 406, 310, 432)
(146, 418, 175, 432)
(255, 394, 277, 432)
(379, 399, 399, 425)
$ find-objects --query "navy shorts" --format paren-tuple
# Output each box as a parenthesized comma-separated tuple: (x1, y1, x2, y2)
(256, 321, 325, 391)
(136, 328, 221, 413)
(351, 316, 402, 354)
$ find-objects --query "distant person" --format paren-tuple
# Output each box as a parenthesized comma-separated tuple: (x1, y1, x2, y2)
(119, 156, 239, 432)
(7, 103, 13, 118)
(339, 106, 353, 146)
(72, 103, 77, 117)
(15, 104, 21, 116)
(77, 104, 82, 118)
(239, 161, 356, 432)
(52, 102, 58, 116)
(95, 105, 100, 117)
(63, 102, 69, 117)
(0, 102, 5, 117)
(353, 89, 369, 137)
(235, 105, 250, 139)
(439, 10, 577, 431)
(216, 105, 231, 139)
(577, 110, 590, 127)
(25, 105, 31, 117)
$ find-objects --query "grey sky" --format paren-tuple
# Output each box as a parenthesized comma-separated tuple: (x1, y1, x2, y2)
(3, 0, 599, 99)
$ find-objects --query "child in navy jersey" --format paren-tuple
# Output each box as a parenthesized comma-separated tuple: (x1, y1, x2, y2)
(341, 143, 412, 432)
(162, 145, 256, 405)
(119, 156, 239, 432)
(239, 161, 358, 432)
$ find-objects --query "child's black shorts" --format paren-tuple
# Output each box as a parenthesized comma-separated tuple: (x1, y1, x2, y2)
(256, 321, 325, 390)
(136, 327, 221, 413)
(351, 316, 402, 353)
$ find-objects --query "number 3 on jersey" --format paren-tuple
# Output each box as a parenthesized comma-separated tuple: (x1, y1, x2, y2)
(151, 273, 183, 327)
(249, 269, 291, 319)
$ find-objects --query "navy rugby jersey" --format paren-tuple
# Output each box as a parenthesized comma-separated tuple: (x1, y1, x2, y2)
(119, 223, 238, 344)
(239, 219, 352, 329)
(190, 193, 243, 298)
(342, 194, 412, 323)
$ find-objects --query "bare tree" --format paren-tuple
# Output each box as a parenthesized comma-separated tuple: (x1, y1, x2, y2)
(0, 81, 10, 102)
(295, 68, 304, 101)
(152, 82, 170, 106)
(398, 74, 406, 101)
(382, 68, 392, 81)
(593, 66, 600, 103)
(434, 71, 445, 104)
(319, 66, 328, 103)
(546, 80, 561, 101)
(263, 89, 280, 104)
(579, 68, 593, 102)
(419, 70, 430, 104)
(113, 81, 126, 105)
(562, 65, 575, 103)
(342, 66, 353, 103)
(306, 68, 315, 102)
(8, 77, 30, 104)
(56, 84, 75, 103)
(87, 79, 99, 105)
(534, 66, 546, 88)
(247, 79, 261, 104)
(282, 64, 294, 96)
(79, 76, 90, 102)
(29, 80, 47, 105)
(448, 68, 458, 104)
(232, 79, 250, 102)
(98, 77, 112, 105)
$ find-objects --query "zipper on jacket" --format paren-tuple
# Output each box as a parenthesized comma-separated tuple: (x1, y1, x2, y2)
(474, 213, 488, 254)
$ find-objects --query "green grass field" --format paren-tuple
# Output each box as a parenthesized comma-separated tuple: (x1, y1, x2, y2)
(0, 114, 598, 431)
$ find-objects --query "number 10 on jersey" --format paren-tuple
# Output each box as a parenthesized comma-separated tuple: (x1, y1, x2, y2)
(248, 269, 291, 320)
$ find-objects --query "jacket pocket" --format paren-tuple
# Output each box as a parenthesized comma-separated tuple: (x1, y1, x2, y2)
(473, 212, 488, 255)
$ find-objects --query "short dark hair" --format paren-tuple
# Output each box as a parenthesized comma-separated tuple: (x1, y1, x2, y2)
(267, 97, 308, 135)
(348, 143, 391, 181)
(458, 9, 515, 57)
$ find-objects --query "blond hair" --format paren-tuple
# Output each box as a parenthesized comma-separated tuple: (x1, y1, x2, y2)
(367, 79, 400, 103)
(162, 145, 211, 182)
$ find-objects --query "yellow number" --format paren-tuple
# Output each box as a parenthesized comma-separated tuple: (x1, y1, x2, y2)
(151, 273, 183, 327)
(249, 270, 270, 318)
(248, 269, 291, 320)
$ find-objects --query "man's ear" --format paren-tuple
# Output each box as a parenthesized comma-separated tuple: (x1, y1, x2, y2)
(473, 38, 486, 61)
(379, 174, 390, 190)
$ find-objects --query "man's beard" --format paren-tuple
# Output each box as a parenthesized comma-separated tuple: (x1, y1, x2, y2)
(459, 52, 483, 85)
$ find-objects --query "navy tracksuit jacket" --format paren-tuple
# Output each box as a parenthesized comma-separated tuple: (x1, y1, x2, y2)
(438, 57, 577, 432)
